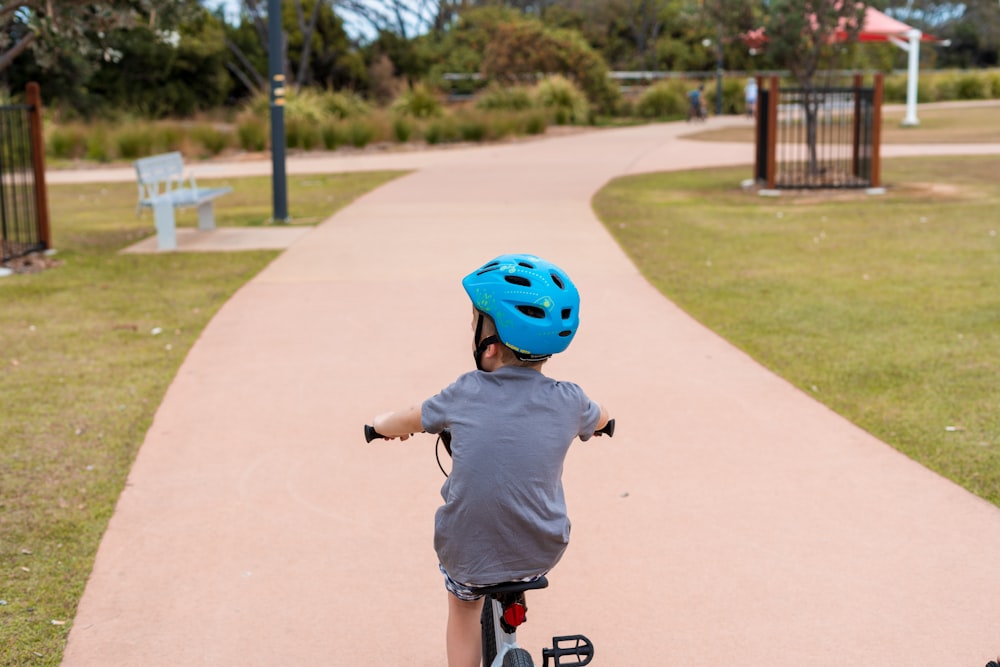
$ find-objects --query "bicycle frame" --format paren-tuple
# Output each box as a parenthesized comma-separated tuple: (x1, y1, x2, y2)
(485, 594, 527, 667)
(478, 578, 593, 667)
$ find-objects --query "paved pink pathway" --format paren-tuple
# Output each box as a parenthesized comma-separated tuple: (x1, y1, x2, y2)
(61, 121, 1000, 666)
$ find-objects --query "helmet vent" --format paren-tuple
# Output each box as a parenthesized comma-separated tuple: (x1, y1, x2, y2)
(561, 308, 572, 320)
(518, 261, 536, 269)
(558, 330, 572, 337)
(516, 305, 546, 319)
(550, 273, 565, 289)
(477, 264, 500, 276)
(505, 275, 532, 287)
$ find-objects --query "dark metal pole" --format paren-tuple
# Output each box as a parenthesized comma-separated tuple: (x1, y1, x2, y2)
(268, 0, 288, 223)
(715, 25, 724, 116)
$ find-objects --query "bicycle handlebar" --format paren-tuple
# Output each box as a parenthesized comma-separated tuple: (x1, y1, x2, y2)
(364, 418, 614, 443)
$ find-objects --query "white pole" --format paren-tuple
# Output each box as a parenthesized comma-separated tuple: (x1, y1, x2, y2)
(902, 28, 922, 126)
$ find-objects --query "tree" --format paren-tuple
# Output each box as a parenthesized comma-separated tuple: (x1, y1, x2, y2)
(760, 0, 867, 174)
(225, 0, 364, 96)
(86, 8, 232, 117)
(881, 0, 1000, 67)
(425, 6, 618, 111)
(0, 0, 193, 73)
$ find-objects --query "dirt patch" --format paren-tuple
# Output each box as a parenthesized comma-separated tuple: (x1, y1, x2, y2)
(742, 180, 972, 204)
(1, 251, 63, 275)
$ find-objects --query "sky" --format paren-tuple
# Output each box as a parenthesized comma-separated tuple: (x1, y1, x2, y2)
(204, 0, 241, 24)
(202, 0, 378, 40)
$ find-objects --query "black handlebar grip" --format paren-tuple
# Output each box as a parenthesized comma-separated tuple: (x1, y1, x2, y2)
(364, 424, 386, 443)
(595, 418, 615, 438)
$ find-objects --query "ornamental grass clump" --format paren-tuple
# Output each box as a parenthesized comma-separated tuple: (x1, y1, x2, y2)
(475, 83, 534, 112)
(391, 83, 443, 118)
(533, 75, 589, 125)
(636, 80, 689, 118)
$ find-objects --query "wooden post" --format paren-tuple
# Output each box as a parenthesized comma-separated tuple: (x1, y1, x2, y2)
(25, 82, 50, 250)
(753, 75, 763, 183)
(871, 72, 883, 188)
(766, 76, 779, 190)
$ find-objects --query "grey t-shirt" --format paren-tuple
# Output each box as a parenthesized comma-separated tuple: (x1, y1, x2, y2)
(422, 365, 601, 585)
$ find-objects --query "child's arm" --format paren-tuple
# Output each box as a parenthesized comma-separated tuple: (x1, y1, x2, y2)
(594, 403, 611, 434)
(372, 405, 423, 441)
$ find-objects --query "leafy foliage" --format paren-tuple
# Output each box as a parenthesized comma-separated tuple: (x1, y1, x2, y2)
(0, 0, 198, 73)
(762, 0, 866, 87)
(424, 6, 618, 113)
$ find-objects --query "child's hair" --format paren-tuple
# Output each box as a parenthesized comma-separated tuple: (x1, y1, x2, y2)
(478, 311, 545, 368)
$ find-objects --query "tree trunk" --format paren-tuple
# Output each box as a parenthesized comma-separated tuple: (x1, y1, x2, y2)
(803, 88, 821, 177)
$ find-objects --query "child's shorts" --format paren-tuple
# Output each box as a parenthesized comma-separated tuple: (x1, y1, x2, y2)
(438, 563, 547, 602)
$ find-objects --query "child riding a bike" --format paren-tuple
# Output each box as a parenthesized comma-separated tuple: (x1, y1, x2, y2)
(371, 254, 611, 667)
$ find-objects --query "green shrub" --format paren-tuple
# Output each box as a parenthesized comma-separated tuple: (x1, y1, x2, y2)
(533, 75, 589, 125)
(47, 124, 88, 160)
(475, 84, 534, 112)
(424, 116, 460, 145)
(392, 116, 414, 142)
(322, 91, 371, 119)
(284, 88, 329, 124)
(391, 83, 443, 118)
(484, 113, 516, 140)
(85, 125, 113, 162)
(636, 80, 689, 118)
(987, 72, 1000, 98)
(188, 124, 231, 156)
(237, 117, 268, 151)
(522, 111, 547, 135)
(955, 73, 987, 100)
(321, 120, 347, 150)
(457, 113, 487, 142)
(883, 74, 908, 103)
(286, 116, 322, 150)
(346, 118, 376, 148)
(152, 123, 185, 153)
(930, 73, 958, 101)
(116, 124, 154, 160)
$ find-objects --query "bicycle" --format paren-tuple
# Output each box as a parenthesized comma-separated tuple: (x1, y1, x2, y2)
(364, 418, 614, 666)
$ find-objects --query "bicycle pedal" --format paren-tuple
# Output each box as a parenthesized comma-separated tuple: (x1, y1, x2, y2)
(542, 634, 594, 666)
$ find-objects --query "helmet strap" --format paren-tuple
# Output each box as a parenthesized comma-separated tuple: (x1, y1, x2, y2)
(472, 311, 500, 371)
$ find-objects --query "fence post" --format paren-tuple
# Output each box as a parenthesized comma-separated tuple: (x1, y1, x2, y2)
(25, 82, 50, 250)
(871, 73, 883, 188)
(852, 73, 862, 180)
(766, 76, 779, 190)
(753, 75, 763, 182)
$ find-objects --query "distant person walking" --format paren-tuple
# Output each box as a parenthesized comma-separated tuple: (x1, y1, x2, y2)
(687, 84, 706, 122)
(744, 78, 758, 119)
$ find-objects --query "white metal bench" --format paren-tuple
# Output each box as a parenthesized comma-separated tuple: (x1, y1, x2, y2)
(134, 152, 233, 251)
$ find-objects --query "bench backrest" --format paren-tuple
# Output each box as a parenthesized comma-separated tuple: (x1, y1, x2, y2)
(135, 152, 187, 203)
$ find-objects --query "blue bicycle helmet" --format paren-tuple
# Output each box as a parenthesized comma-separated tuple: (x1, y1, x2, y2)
(463, 254, 580, 368)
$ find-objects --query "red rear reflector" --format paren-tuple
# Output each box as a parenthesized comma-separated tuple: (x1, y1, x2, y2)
(503, 603, 527, 627)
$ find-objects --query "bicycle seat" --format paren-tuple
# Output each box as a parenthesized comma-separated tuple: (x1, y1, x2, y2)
(477, 576, 549, 596)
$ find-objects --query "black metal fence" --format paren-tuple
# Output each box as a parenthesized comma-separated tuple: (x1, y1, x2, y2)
(1, 83, 49, 263)
(755, 74, 883, 190)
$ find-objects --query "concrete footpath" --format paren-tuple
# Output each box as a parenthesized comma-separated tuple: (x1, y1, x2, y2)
(60, 120, 1000, 666)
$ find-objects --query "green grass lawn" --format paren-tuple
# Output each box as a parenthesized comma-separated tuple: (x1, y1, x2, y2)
(3, 103, 998, 664)
(593, 155, 1000, 507)
(0, 171, 405, 666)
(688, 102, 1000, 144)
